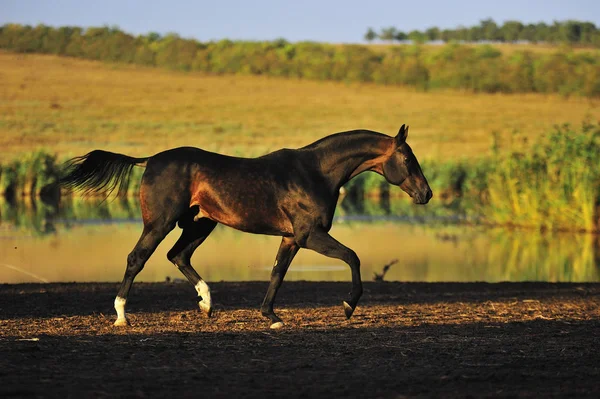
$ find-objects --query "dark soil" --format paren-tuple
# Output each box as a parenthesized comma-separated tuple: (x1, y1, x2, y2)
(1, 281, 599, 398)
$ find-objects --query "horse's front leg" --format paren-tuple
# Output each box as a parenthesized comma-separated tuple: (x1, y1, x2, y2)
(302, 228, 362, 319)
(260, 237, 299, 329)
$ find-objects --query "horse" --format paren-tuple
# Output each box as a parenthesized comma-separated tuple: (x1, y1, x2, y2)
(61, 124, 432, 329)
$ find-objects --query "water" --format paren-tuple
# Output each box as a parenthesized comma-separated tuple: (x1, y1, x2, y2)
(1, 208, 599, 283)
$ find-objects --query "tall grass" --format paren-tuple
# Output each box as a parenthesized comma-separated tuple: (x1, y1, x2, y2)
(480, 121, 600, 231)
(0, 150, 60, 200)
(0, 151, 143, 203)
(342, 121, 600, 232)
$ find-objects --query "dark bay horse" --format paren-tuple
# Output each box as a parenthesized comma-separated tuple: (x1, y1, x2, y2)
(61, 124, 432, 329)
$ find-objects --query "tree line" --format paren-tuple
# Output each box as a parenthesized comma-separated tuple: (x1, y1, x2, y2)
(1, 23, 600, 96)
(365, 19, 600, 45)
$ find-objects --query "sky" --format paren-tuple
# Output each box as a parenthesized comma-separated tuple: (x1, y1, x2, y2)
(2, 0, 599, 43)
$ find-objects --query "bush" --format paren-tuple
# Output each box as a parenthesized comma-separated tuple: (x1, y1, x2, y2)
(2, 24, 600, 97)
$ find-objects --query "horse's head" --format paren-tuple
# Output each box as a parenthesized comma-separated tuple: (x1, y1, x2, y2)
(382, 124, 432, 204)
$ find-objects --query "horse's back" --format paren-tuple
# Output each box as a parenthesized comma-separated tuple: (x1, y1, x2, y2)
(140, 146, 303, 235)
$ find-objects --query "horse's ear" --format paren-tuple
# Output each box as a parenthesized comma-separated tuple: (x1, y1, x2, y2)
(395, 124, 409, 146)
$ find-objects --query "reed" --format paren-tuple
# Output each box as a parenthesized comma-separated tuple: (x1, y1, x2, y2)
(481, 121, 600, 231)
(341, 120, 600, 232)
(0, 150, 60, 201)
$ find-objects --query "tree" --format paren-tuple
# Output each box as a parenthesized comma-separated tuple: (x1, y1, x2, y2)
(379, 27, 397, 43)
(559, 20, 582, 43)
(455, 26, 469, 42)
(534, 22, 550, 43)
(480, 18, 499, 41)
(519, 24, 537, 43)
(364, 28, 377, 42)
(501, 21, 524, 42)
(580, 22, 597, 44)
(147, 32, 161, 43)
(440, 29, 454, 42)
(408, 30, 426, 44)
(468, 26, 483, 42)
(425, 27, 440, 41)
(394, 31, 408, 41)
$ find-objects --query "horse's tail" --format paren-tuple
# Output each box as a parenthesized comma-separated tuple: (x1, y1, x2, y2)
(60, 150, 149, 198)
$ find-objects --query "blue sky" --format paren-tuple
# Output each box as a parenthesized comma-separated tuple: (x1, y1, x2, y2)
(2, 0, 599, 42)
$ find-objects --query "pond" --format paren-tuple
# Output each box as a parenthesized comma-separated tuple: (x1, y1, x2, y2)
(1, 197, 599, 284)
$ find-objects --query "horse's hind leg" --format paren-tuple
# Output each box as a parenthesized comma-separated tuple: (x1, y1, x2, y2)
(114, 220, 175, 326)
(167, 216, 217, 317)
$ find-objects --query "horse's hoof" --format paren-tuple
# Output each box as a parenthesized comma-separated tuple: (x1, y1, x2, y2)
(343, 301, 355, 319)
(270, 321, 284, 329)
(114, 318, 130, 327)
(199, 301, 212, 318)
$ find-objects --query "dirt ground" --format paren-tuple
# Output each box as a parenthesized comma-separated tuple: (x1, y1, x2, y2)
(1, 281, 599, 398)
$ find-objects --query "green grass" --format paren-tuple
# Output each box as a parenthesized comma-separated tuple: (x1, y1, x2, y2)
(481, 121, 600, 232)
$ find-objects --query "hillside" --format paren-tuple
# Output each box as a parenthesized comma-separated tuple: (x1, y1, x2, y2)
(1, 52, 599, 162)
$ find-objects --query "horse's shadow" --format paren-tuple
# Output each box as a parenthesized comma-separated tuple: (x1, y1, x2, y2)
(1, 318, 599, 398)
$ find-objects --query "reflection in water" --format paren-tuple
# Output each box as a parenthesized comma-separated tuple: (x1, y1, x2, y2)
(0, 196, 142, 236)
(1, 216, 599, 283)
(0, 194, 460, 236)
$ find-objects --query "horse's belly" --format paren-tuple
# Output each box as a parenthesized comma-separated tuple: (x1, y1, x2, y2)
(191, 195, 293, 236)
(211, 209, 293, 236)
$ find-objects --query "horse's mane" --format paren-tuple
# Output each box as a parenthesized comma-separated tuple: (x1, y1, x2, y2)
(301, 130, 389, 151)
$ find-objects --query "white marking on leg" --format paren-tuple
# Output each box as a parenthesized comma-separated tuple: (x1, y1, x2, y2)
(270, 321, 284, 329)
(114, 296, 128, 326)
(195, 280, 212, 314)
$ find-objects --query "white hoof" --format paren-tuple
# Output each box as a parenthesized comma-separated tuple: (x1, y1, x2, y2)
(199, 300, 212, 317)
(270, 321, 284, 329)
(114, 318, 130, 327)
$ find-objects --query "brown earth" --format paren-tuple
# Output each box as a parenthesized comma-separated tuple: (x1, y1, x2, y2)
(1, 281, 599, 398)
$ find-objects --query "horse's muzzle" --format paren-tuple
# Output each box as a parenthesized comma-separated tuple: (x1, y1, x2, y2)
(414, 188, 433, 204)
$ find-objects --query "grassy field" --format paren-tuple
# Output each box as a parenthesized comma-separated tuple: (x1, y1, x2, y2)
(1, 51, 599, 163)
(365, 41, 600, 55)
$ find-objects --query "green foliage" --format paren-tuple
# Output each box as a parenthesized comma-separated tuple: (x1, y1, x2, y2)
(2, 23, 600, 96)
(418, 121, 600, 232)
(0, 151, 141, 201)
(0, 151, 58, 199)
(480, 121, 600, 231)
(343, 121, 600, 232)
(369, 19, 600, 46)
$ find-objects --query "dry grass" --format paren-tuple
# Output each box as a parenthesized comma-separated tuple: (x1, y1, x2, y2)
(1, 51, 599, 162)
(365, 42, 600, 55)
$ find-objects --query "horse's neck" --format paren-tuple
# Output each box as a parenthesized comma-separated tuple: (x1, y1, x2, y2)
(310, 133, 390, 191)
